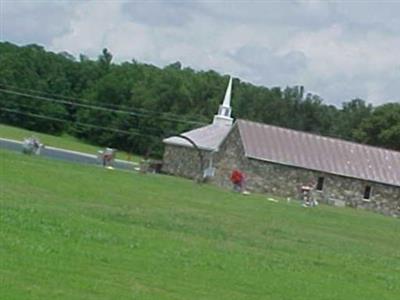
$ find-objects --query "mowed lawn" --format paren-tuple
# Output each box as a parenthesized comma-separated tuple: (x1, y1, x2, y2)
(1, 150, 399, 299)
(0, 124, 140, 162)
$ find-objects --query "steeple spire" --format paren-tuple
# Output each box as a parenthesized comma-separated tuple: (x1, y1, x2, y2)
(222, 76, 232, 107)
(213, 76, 233, 126)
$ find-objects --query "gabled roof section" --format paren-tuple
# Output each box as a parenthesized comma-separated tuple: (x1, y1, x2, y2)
(163, 124, 231, 151)
(237, 119, 400, 187)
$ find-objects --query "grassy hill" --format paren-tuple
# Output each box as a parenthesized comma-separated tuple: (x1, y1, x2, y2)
(0, 124, 141, 162)
(1, 149, 399, 299)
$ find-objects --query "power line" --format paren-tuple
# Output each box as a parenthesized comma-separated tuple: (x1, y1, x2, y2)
(0, 83, 152, 114)
(0, 84, 207, 125)
(3, 83, 150, 115)
(1, 102, 174, 136)
(0, 107, 165, 139)
(0, 88, 168, 122)
(0, 83, 93, 104)
(3, 102, 73, 118)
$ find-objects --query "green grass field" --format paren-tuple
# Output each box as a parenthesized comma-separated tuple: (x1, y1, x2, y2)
(0, 124, 140, 162)
(1, 149, 399, 299)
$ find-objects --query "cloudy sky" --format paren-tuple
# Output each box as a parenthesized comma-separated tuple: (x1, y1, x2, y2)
(1, 0, 400, 106)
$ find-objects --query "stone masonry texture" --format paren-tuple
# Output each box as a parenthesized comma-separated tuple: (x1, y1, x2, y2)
(164, 125, 400, 217)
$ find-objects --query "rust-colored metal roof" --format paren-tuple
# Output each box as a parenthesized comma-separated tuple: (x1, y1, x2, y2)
(237, 119, 400, 187)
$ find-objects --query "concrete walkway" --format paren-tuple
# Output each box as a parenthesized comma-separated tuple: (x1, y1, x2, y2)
(0, 137, 139, 171)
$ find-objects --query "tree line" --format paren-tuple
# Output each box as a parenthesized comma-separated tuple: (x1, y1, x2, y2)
(0, 42, 399, 157)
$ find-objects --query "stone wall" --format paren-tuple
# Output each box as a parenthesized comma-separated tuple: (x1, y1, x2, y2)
(212, 125, 400, 217)
(212, 124, 247, 189)
(162, 144, 211, 180)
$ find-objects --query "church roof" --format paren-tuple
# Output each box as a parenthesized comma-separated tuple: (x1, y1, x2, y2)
(163, 76, 233, 151)
(163, 123, 231, 151)
(237, 119, 400, 187)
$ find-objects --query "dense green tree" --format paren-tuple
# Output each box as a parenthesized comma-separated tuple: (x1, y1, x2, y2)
(0, 41, 399, 156)
(335, 99, 373, 140)
(354, 103, 400, 150)
(98, 48, 113, 71)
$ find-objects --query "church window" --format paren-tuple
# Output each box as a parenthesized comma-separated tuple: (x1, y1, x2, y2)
(363, 185, 372, 200)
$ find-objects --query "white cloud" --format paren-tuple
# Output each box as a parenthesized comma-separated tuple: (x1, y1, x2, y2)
(121, 1, 201, 27)
(1, 0, 73, 44)
(1, 0, 400, 106)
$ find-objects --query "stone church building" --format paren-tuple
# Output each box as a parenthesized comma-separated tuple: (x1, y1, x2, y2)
(163, 78, 400, 217)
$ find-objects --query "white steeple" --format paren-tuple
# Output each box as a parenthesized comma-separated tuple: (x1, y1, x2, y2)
(213, 76, 233, 126)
